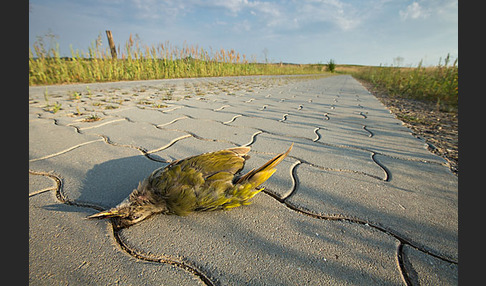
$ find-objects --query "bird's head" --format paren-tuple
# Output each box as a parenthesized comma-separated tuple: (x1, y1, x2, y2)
(86, 201, 157, 228)
(87, 181, 167, 228)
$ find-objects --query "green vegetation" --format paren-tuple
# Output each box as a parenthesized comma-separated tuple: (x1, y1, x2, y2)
(42, 87, 61, 113)
(43, 101, 62, 114)
(82, 114, 102, 122)
(29, 33, 329, 86)
(341, 55, 458, 112)
(327, 59, 336, 73)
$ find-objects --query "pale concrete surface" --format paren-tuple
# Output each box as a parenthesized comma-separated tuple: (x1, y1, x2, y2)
(29, 75, 457, 285)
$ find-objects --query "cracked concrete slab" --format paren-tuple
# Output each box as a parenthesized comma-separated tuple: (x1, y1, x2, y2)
(167, 102, 248, 123)
(29, 172, 58, 196)
(250, 133, 386, 180)
(119, 194, 403, 286)
(30, 191, 202, 286)
(95, 107, 186, 126)
(148, 136, 236, 164)
(227, 115, 321, 140)
(401, 245, 458, 285)
(285, 162, 457, 261)
(29, 118, 102, 162)
(78, 119, 190, 153)
(162, 117, 261, 146)
(30, 74, 458, 285)
(30, 141, 163, 208)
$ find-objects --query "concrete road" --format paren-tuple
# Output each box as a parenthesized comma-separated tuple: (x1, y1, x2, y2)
(29, 75, 457, 285)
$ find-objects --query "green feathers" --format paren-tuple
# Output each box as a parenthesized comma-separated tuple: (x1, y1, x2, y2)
(87, 143, 293, 227)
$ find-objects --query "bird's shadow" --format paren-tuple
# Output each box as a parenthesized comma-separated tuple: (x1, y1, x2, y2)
(75, 155, 168, 210)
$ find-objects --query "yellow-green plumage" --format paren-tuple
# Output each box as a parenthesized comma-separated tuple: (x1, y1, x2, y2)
(87, 143, 293, 227)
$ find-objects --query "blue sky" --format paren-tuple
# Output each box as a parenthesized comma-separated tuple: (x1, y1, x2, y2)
(29, 0, 457, 66)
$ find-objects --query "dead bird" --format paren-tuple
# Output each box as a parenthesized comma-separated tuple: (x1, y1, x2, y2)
(87, 143, 293, 228)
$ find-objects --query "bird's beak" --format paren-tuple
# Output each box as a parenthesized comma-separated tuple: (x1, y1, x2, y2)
(86, 209, 120, 219)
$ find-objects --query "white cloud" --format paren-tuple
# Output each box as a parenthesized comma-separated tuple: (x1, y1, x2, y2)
(126, 0, 366, 32)
(296, 0, 362, 31)
(130, 0, 189, 21)
(399, 0, 458, 22)
(399, 2, 430, 20)
(127, 0, 283, 29)
(207, 0, 248, 14)
(435, 0, 458, 22)
(208, 0, 282, 18)
(203, 0, 285, 34)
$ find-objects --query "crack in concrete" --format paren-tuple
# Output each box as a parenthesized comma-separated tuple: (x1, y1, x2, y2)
(98, 134, 148, 155)
(282, 160, 301, 200)
(146, 134, 193, 154)
(29, 170, 58, 197)
(371, 152, 390, 182)
(222, 115, 242, 124)
(28, 170, 104, 211)
(112, 227, 216, 286)
(241, 131, 263, 147)
(312, 127, 322, 142)
(156, 116, 189, 128)
(160, 106, 184, 113)
(213, 105, 230, 111)
(292, 156, 386, 182)
(397, 242, 413, 286)
(29, 139, 105, 162)
(362, 125, 373, 138)
(70, 118, 126, 131)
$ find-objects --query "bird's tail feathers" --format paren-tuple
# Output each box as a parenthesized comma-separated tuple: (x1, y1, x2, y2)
(236, 143, 293, 185)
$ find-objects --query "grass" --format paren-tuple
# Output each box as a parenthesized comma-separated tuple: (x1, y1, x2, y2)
(339, 55, 458, 112)
(29, 34, 329, 86)
(42, 87, 62, 113)
(82, 114, 102, 122)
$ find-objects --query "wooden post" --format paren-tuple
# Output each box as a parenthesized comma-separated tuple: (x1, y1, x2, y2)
(106, 30, 117, 59)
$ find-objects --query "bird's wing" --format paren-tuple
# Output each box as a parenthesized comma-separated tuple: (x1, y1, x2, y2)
(177, 147, 250, 179)
(149, 147, 251, 215)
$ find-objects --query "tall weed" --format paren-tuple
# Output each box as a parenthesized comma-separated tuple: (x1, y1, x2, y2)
(349, 55, 458, 112)
(29, 34, 328, 85)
